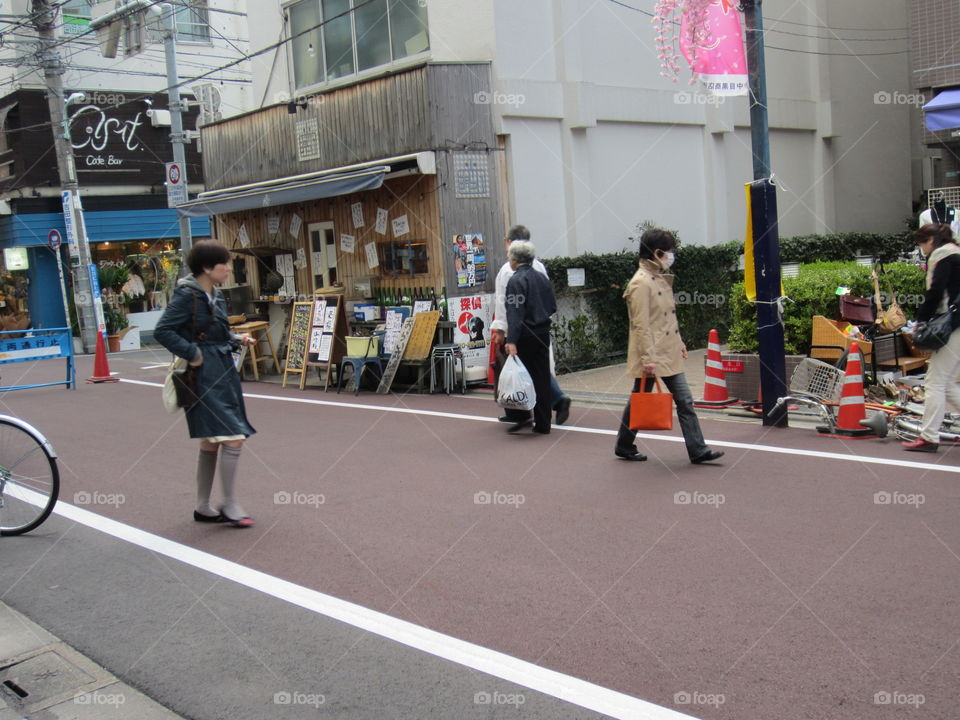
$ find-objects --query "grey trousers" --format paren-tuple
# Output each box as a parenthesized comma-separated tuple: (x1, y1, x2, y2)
(616, 373, 709, 461)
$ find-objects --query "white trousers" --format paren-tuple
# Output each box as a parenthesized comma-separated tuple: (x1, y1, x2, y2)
(920, 329, 960, 442)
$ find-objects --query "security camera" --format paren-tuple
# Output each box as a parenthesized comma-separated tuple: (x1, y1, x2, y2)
(65, 92, 86, 105)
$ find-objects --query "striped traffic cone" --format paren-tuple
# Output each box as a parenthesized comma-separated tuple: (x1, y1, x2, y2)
(694, 329, 739, 408)
(86, 332, 118, 384)
(816, 342, 872, 437)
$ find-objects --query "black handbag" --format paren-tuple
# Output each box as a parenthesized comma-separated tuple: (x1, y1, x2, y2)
(172, 365, 200, 409)
(912, 306, 958, 350)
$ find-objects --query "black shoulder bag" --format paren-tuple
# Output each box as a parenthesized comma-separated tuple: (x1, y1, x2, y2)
(173, 292, 215, 409)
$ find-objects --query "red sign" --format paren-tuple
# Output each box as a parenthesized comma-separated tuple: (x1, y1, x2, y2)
(48, 229, 62, 250)
(722, 360, 744, 374)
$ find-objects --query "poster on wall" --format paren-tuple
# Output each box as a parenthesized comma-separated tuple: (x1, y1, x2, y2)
(452, 234, 486, 288)
(238, 223, 250, 248)
(449, 293, 492, 369)
(365, 242, 379, 269)
(290, 213, 302, 238)
(375, 208, 388, 235)
(268, 215, 281, 235)
(340, 234, 356, 253)
(351, 202, 365, 228)
(392, 215, 409, 237)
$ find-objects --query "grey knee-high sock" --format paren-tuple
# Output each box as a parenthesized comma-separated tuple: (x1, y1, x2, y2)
(219, 445, 246, 519)
(196, 448, 218, 515)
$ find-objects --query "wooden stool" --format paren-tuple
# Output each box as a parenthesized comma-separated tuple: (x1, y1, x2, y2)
(231, 321, 280, 380)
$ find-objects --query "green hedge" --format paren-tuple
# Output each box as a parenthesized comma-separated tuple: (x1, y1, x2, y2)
(728, 261, 926, 354)
(543, 231, 920, 365)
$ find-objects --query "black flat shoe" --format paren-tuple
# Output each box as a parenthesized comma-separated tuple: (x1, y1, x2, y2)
(193, 510, 226, 523)
(507, 419, 533, 433)
(497, 415, 513, 423)
(533, 427, 550, 435)
(692, 450, 725, 464)
(615, 447, 647, 461)
(555, 397, 571, 425)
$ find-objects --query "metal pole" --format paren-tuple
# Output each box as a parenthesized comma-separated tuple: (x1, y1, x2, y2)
(33, 0, 102, 352)
(743, 0, 787, 427)
(161, 2, 193, 258)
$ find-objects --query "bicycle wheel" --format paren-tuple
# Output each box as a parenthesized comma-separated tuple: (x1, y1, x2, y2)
(0, 419, 59, 536)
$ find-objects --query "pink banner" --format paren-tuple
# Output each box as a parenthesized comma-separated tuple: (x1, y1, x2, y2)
(680, 0, 748, 96)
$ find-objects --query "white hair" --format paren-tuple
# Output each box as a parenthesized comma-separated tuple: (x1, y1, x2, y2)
(508, 240, 536, 265)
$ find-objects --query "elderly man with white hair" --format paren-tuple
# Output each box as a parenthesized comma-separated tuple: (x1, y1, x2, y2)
(503, 239, 557, 434)
(491, 225, 572, 427)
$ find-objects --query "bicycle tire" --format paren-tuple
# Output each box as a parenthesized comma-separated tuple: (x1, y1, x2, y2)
(0, 419, 60, 536)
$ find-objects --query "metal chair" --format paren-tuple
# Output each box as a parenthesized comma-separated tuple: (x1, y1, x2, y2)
(429, 343, 465, 394)
(336, 335, 383, 395)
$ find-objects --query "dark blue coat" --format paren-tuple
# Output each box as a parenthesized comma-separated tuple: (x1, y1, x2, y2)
(154, 278, 256, 440)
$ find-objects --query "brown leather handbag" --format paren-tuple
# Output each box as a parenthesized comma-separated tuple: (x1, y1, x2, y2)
(872, 272, 906, 333)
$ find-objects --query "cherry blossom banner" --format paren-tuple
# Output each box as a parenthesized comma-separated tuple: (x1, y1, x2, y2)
(655, 0, 748, 96)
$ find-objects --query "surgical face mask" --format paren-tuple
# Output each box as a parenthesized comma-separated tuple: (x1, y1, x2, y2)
(659, 251, 675, 270)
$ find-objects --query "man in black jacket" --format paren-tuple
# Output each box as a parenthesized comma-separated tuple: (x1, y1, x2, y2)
(504, 240, 557, 434)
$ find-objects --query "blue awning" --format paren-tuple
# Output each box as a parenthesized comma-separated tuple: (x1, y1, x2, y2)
(924, 89, 960, 131)
(176, 166, 388, 218)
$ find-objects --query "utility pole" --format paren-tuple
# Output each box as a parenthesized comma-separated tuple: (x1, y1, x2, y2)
(91, 1, 193, 257)
(742, 0, 787, 427)
(160, 2, 193, 257)
(33, 0, 102, 353)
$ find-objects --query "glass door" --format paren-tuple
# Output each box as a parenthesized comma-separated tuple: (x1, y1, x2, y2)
(308, 222, 337, 292)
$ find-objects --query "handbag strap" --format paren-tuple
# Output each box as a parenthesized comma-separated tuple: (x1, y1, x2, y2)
(871, 272, 883, 312)
(189, 289, 216, 343)
(640, 376, 664, 394)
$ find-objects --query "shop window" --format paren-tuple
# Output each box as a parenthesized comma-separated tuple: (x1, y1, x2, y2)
(288, 0, 429, 91)
(62, 0, 91, 18)
(147, 1, 210, 42)
(380, 239, 428, 277)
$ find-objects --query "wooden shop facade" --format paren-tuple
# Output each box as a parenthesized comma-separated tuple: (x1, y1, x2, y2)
(180, 62, 507, 320)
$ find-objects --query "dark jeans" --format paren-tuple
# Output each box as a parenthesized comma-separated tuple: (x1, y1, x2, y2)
(615, 373, 709, 461)
(513, 333, 552, 431)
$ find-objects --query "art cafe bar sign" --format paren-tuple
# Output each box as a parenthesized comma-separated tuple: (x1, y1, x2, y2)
(65, 90, 200, 185)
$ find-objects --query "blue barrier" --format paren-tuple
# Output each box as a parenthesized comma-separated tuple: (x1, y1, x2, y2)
(0, 327, 75, 391)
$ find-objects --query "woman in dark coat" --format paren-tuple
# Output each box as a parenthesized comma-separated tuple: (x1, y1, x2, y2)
(154, 241, 257, 527)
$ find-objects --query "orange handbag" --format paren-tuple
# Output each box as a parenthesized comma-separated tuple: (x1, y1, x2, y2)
(629, 377, 674, 431)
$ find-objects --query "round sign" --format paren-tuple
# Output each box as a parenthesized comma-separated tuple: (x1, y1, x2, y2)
(458, 311, 474, 336)
(167, 163, 181, 185)
(48, 229, 62, 250)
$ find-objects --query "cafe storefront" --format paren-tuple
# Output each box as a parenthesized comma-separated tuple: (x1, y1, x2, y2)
(183, 62, 508, 383)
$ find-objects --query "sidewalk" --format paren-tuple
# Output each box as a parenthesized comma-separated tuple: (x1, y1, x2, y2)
(0, 602, 183, 720)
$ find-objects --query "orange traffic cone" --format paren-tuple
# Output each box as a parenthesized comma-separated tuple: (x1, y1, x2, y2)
(817, 342, 872, 437)
(87, 332, 118, 384)
(694, 329, 739, 408)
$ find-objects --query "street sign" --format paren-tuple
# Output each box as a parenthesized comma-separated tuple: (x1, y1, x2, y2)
(166, 161, 188, 207)
(61, 190, 81, 264)
(48, 229, 62, 250)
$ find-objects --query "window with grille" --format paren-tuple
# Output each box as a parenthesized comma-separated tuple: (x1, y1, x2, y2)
(288, 0, 429, 90)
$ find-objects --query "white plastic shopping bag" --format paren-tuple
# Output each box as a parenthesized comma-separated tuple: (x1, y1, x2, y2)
(496, 355, 537, 411)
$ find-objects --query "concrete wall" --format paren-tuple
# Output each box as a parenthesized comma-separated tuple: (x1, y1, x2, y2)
(244, 0, 912, 257)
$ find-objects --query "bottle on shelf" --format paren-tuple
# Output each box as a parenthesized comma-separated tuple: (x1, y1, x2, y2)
(439, 286, 448, 321)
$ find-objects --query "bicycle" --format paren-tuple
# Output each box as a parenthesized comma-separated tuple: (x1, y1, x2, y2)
(0, 415, 60, 536)
(773, 359, 960, 443)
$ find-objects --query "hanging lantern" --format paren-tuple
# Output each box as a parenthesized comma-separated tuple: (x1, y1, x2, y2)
(654, 0, 748, 96)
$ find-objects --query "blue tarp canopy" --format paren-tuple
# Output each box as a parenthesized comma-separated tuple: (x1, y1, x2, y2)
(176, 166, 388, 218)
(924, 89, 960, 131)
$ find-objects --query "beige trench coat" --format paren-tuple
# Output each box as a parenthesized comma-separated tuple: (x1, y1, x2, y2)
(624, 259, 686, 378)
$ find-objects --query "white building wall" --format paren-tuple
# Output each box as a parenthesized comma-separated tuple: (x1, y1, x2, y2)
(0, 0, 251, 122)
(242, 0, 912, 256)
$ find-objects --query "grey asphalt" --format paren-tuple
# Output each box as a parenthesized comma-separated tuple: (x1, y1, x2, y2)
(1, 347, 958, 719)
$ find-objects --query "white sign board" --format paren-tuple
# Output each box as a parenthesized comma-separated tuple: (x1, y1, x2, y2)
(165, 162, 188, 207)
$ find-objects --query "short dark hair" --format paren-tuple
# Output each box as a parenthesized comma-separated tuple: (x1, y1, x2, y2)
(638, 228, 677, 260)
(187, 240, 231, 275)
(916, 223, 955, 250)
(507, 225, 530, 241)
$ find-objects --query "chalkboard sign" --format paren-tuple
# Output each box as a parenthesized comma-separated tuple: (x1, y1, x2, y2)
(282, 302, 314, 388)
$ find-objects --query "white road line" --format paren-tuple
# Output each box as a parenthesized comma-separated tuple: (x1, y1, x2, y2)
(18, 487, 697, 720)
(140, 364, 168, 370)
(121, 378, 960, 474)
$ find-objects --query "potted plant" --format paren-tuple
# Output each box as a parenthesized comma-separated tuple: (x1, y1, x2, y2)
(105, 307, 128, 352)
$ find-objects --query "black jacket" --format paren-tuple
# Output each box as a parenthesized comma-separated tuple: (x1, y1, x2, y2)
(505, 264, 557, 344)
(918, 253, 960, 322)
